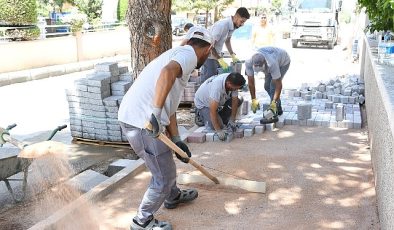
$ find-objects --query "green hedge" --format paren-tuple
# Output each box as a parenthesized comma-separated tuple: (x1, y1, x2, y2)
(5, 26, 40, 41)
(0, 0, 39, 41)
(117, 0, 128, 21)
(0, 0, 37, 25)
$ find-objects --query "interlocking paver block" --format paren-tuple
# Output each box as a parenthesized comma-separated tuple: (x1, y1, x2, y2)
(265, 123, 275, 131)
(187, 132, 206, 143)
(297, 103, 312, 120)
(336, 104, 345, 121)
(244, 128, 254, 137)
(95, 62, 119, 76)
(206, 133, 215, 142)
(255, 125, 265, 134)
(234, 128, 244, 138)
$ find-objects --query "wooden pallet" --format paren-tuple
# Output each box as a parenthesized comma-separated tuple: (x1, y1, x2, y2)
(72, 137, 130, 149)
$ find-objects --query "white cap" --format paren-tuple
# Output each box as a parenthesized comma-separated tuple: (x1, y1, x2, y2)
(188, 26, 213, 44)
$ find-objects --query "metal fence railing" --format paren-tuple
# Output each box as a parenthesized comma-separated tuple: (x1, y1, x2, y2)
(0, 22, 128, 42)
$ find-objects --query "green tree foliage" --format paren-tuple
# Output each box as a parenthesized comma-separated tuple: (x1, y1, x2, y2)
(358, 0, 394, 32)
(271, 0, 282, 14)
(0, 0, 38, 25)
(73, 0, 103, 22)
(117, 0, 127, 21)
(172, 0, 233, 25)
(38, 0, 74, 13)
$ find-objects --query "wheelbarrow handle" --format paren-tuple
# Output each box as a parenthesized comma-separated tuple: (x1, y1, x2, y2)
(47, 124, 68, 141)
(6, 123, 17, 131)
(1, 132, 27, 150)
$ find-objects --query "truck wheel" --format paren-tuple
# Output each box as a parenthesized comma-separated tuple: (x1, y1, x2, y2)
(292, 40, 298, 48)
(327, 42, 334, 50)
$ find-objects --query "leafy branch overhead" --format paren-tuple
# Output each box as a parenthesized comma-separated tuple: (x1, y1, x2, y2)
(358, 0, 394, 32)
(172, 0, 234, 21)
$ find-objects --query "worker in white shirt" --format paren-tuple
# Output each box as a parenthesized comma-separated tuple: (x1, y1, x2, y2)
(118, 27, 213, 230)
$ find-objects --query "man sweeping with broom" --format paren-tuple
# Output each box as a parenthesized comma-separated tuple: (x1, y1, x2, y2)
(118, 27, 212, 230)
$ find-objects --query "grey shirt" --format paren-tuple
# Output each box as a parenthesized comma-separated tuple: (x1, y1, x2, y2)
(194, 73, 238, 109)
(208, 17, 234, 59)
(245, 47, 291, 79)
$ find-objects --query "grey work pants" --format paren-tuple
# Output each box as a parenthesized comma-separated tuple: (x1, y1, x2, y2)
(200, 58, 219, 83)
(264, 63, 290, 110)
(119, 122, 180, 223)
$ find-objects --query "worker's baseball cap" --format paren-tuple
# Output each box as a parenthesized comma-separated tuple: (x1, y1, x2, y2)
(189, 26, 213, 44)
(252, 53, 265, 66)
(251, 53, 267, 73)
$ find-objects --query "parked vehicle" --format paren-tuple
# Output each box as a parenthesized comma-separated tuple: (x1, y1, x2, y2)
(194, 14, 212, 28)
(291, 0, 342, 49)
(171, 16, 191, 36)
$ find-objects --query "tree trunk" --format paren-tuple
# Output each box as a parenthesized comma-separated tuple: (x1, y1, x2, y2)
(127, 0, 172, 79)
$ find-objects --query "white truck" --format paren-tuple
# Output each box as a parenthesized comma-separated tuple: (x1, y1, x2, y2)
(291, 0, 342, 49)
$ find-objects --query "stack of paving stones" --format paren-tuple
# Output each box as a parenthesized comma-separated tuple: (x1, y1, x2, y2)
(180, 82, 199, 103)
(186, 75, 364, 144)
(66, 62, 132, 142)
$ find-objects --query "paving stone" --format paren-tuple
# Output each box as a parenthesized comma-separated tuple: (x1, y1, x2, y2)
(187, 132, 206, 143)
(86, 72, 111, 87)
(106, 112, 118, 119)
(107, 124, 121, 131)
(329, 116, 337, 128)
(111, 80, 132, 91)
(96, 134, 109, 141)
(105, 106, 118, 113)
(244, 128, 254, 137)
(108, 135, 122, 142)
(255, 125, 265, 134)
(285, 112, 295, 125)
(225, 132, 234, 142)
(336, 104, 345, 121)
(325, 101, 334, 109)
(95, 62, 119, 76)
(340, 96, 348, 104)
(206, 133, 215, 142)
(66, 170, 109, 193)
(265, 123, 275, 131)
(276, 116, 285, 128)
(103, 96, 122, 106)
(119, 73, 133, 82)
(71, 130, 83, 137)
(118, 66, 129, 74)
(354, 115, 362, 129)
(234, 128, 244, 138)
(107, 159, 135, 177)
(297, 103, 312, 120)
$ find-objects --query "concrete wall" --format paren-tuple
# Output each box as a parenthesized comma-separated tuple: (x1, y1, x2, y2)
(361, 36, 394, 230)
(0, 28, 130, 73)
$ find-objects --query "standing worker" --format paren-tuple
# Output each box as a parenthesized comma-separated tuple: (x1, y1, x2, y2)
(251, 13, 275, 48)
(200, 7, 250, 82)
(245, 47, 291, 123)
(118, 27, 213, 230)
(194, 72, 245, 141)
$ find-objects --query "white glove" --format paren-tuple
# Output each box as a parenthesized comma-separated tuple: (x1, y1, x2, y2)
(216, 130, 227, 141)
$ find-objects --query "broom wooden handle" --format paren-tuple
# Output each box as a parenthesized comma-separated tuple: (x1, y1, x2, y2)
(157, 133, 219, 184)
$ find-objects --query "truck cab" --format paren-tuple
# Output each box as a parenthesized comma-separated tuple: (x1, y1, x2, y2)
(291, 0, 342, 49)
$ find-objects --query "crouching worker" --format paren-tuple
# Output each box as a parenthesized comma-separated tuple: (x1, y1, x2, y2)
(194, 72, 245, 141)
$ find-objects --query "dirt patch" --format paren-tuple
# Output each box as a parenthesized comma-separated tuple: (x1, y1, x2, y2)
(96, 126, 379, 229)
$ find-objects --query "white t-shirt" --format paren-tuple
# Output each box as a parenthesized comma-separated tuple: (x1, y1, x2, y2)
(245, 47, 291, 79)
(118, 45, 197, 128)
(194, 73, 238, 109)
(209, 17, 234, 59)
